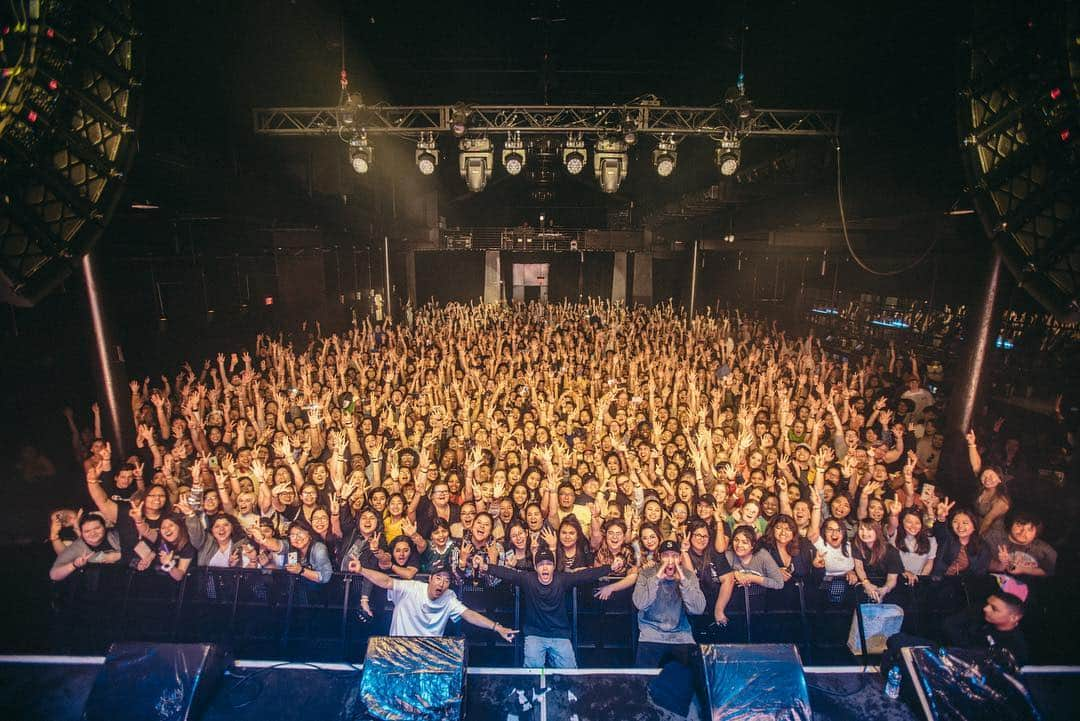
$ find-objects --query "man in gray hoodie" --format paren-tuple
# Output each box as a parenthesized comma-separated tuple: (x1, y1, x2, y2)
(632, 539, 707, 668)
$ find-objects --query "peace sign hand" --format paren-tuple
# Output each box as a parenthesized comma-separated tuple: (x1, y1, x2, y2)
(998, 544, 1011, 566)
(936, 496, 955, 521)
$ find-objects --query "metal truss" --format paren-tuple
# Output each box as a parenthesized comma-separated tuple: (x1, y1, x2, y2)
(252, 102, 840, 139)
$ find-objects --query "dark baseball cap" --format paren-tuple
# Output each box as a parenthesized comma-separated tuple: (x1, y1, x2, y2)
(659, 540, 680, 555)
(534, 548, 556, 567)
(428, 559, 452, 577)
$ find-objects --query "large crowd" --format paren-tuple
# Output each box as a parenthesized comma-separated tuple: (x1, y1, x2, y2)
(47, 300, 1069, 668)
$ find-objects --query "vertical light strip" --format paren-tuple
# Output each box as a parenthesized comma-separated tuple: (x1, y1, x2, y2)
(383, 235, 392, 323)
(689, 239, 699, 318)
(82, 254, 123, 453)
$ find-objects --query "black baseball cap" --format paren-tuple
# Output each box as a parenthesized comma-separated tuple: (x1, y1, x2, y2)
(534, 548, 556, 567)
(659, 540, 680, 555)
(428, 559, 452, 577)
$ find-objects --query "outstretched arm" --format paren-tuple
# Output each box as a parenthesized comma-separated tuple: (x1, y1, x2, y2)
(349, 561, 395, 590)
(459, 608, 519, 643)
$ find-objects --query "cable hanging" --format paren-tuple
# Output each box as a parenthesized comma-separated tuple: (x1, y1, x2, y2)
(835, 140, 939, 276)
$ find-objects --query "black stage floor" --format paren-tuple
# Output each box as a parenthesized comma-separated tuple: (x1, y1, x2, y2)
(1, 659, 1076, 721)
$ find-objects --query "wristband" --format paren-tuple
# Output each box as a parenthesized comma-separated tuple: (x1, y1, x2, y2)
(161, 561, 175, 572)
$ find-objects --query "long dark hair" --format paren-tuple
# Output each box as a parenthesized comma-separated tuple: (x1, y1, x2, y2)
(762, 514, 802, 557)
(637, 521, 663, 566)
(948, 507, 985, 556)
(504, 520, 532, 555)
(821, 517, 851, 557)
(556, 515, 590, 568)
(854, 520, 887, 566)
(896, 508, 930, 555)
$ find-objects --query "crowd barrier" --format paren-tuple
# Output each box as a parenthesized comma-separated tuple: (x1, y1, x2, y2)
(46, 566, 1080, 666)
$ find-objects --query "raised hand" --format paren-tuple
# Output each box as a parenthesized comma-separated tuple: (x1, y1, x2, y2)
(997, 544, 1011, 567)
(936, 496, 956, 521)
(816, 446, 835, 467)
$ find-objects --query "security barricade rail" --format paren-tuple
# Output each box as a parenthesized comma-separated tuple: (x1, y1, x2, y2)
(45, 567, 1080, 666)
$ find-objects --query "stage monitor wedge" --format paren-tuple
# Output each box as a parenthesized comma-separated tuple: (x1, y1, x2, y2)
(700, 643, 812, 721)
(82, 642, 230, 721)
(357, 636, 467, 721)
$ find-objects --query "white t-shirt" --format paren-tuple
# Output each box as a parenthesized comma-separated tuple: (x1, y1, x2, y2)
(208, 546, 232, 568)
(387, 579, 467, 637)
(813, 537, 855, 576)
(895, 535, 938, 575)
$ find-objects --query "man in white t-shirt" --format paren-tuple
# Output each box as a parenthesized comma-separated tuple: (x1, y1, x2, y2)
(350, 559, 518, 641)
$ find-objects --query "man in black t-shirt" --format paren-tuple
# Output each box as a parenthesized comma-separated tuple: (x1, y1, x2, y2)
(481, 548, 621, 668)
(885, 574, 1030, 668)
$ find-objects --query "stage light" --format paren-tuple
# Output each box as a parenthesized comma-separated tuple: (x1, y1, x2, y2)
(715, 133, 741, 176)
(349, 133, 372, 174)
(735, 94, 753, 119)
(653, 134, 677, 177)
(502, 131, 525, 175)
(594, 137, 628, 193)
(562, 133, 586, 175)
(459, 136, 493, 192)
(450, 105, 469, 137)
(622, 115, 638, 146)
(415, 132, 439, 175)
(725, 85, 753, 120)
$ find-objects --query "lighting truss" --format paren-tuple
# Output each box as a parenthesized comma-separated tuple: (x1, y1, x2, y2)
(253, 102, 840, 139)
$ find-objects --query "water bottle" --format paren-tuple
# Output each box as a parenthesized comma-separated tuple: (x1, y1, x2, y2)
(884, 665, 902, 700)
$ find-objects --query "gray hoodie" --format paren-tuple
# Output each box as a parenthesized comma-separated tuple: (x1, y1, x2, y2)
(632, 564, 706, 644)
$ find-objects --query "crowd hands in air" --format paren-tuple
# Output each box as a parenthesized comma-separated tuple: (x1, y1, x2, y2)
(49, 300, 1060, 634)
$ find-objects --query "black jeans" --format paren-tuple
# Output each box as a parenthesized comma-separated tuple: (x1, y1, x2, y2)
(637, 641, 705, 717)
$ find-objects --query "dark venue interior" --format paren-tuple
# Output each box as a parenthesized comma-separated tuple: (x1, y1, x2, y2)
(1, 1, 1078, 720)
